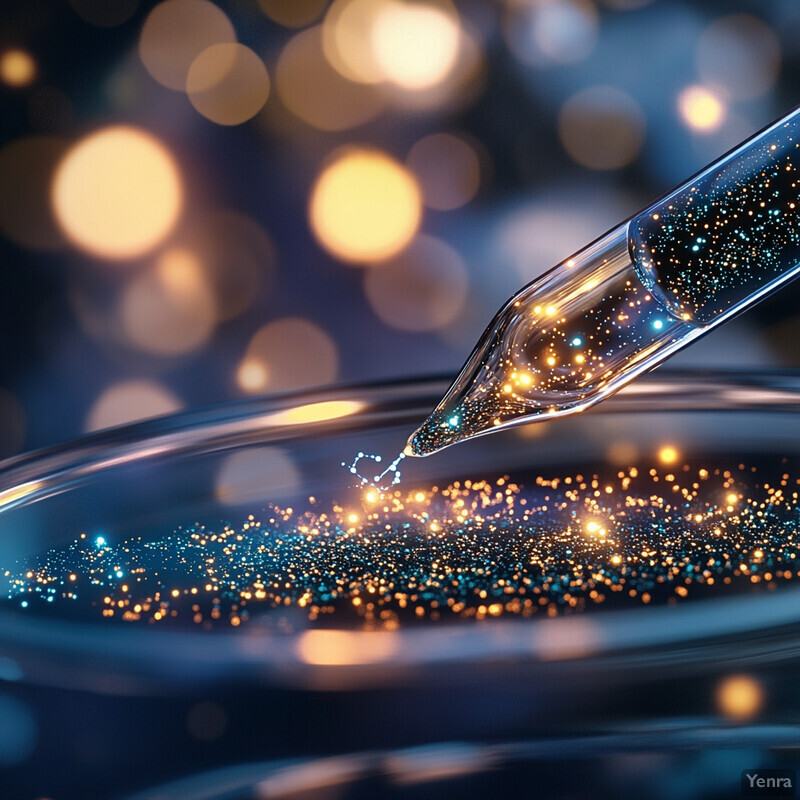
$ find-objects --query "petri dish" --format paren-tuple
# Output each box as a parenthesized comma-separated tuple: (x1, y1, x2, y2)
(2, 368, 800, 688)
(3, 369, 800, 799)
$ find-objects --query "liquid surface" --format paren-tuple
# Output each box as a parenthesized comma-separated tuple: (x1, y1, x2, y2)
(4, 456, 799, 631)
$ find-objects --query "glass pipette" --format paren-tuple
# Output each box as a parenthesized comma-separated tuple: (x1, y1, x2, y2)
(407, 106, 800, 456)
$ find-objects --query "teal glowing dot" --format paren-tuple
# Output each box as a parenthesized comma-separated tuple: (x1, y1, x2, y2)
(652, 319, 664, 330)
(448, 416, 460, 427)
(115, 570, 124, 578)
(95, 536, 106, 547)
(571, 337, 582, 346)
(20, 601, 27, 608)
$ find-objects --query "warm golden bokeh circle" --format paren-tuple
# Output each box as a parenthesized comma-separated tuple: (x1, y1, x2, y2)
(309, 148, 421, 264)
(51, 126, 183, 260)
(238, 318, 338, 393)
(0, 49, 36, 87)
(258, 0, 328, 28)
(139, 0, 236, 91)
(186, 43, 270, 126)
(85, 380, 183, 432)
(716, 674, 764, 720)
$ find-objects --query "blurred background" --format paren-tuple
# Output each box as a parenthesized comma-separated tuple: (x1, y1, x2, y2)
(0, 0, 799, 457)
(3, 2, 800, 798)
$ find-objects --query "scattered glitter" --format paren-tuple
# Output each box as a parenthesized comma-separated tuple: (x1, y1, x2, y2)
(5, 457, 800, 630)
(407, 111, 800, 456)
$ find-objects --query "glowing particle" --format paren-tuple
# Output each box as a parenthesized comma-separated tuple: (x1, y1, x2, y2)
(658, 446, 678, 464)
(717, 674, 764, 720)
(0, 49, 36, 87)
(677, 85, 725, 133)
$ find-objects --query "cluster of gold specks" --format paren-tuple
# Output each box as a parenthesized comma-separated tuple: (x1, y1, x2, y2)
(5, 457, 800, 629)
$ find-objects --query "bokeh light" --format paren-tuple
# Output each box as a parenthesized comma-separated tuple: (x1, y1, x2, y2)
(0, 49, 36, 87)
(0, 136, 69, 250)
(258, 0, 328, 28)
(138, 0, 236, 91)
(658, 445, 679, 464)
(322, 0, 468, 99)
(68, 0, 139, 27)
(52, 126, 182, 260)
(716, 674, 764, 720)
(696, 14, 780, 101)
(558, 86, 646, 170)
(406, 132, 481, 211)
(238, 318, 338, 393)
(177, 210, 274, 321)
(275, 25, 385, 131)
(364, 234, 468, 331)
(370, 0, 460, 91)
(237, 359, 269, 393)
(504, 0, 598, 67)
(298, 629, 398, 665)
(494, 191, 630, 284)
(121, 247, 216, 355)
(85, 379, 183, 432)
(215, 447, 300, 505)
(186, 43, 270, 126)
(677, 85, 726, 133)
(322, 0, 387, 85)
(309, 148, 421, 264)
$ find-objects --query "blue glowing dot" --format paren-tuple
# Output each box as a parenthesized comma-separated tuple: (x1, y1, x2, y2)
(20, 601, 27, 608)
(448, 416, 460, 427)
(652, 319, 664, 330)
(115, 570, 124, 578)
(95, 536, 106, 547)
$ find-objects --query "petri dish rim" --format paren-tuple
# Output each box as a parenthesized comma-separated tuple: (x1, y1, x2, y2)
(2, 368, 800, 694)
